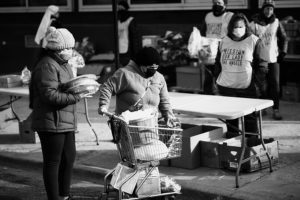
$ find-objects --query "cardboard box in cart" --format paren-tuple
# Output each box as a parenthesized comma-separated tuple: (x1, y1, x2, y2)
(220, 136, 279, 172)
(135, 167, 161, 198)
(110, 163, 139, 195)
(161, 124, 224, 169)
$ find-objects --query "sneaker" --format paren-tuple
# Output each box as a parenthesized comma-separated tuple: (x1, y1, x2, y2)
(273, 109, 282, 120)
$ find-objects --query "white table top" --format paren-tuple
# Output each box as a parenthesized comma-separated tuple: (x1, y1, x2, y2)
(0, 88, 274, 120)
(169, 92, 273, 120)
(0, 86, 29, 97)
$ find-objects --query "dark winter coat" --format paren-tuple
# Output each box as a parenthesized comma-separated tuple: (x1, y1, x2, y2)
(30, 51, 81, 133)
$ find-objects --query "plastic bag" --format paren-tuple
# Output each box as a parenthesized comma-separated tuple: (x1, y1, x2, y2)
(160, 176, 181, 193)
(68, 50, 85, 77)
(187, 27, 220, 64)
(198, 37, 220, 65)
(21, 66, 31, 85)
(187, 27, 202, 58)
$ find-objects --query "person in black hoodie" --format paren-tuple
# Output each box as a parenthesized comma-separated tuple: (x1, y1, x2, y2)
(250, 0, 288, 120)
(117, 0, 142, 67)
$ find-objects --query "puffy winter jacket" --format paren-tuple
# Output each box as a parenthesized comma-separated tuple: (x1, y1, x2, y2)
(99, 60, 174, 118)
(30, 52, 81, 133)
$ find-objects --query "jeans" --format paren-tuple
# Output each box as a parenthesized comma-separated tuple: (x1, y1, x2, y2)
(262, 63, 280, 110)
(217, 82, 258, 136)
(38, 131, 76, 200)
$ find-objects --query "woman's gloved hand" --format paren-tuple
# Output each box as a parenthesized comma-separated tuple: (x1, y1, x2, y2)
(164, 115, 181, 128)
(98, 106, 108, 116)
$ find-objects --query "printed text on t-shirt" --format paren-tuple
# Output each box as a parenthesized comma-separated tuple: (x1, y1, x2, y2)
(221, 48, 245, 66)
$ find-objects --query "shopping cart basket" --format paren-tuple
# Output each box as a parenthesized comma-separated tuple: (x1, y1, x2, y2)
(99, 112, 182, 200)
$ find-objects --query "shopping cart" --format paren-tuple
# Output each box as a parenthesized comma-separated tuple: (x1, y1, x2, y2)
(99, 111, 183, 200)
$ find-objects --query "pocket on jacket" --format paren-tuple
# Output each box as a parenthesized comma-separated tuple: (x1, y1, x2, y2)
(54, 110, 60, 127)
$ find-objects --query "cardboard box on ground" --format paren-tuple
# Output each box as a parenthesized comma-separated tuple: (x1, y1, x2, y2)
(160, 123, 225, 169)
(160, 124, 279, 172)
(0, 107, 15, 129)
(220, 136, 279, 172)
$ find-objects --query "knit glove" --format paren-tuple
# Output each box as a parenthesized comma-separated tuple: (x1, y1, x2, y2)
(164, 115, 181, 128)
(98, 106, 108, 116)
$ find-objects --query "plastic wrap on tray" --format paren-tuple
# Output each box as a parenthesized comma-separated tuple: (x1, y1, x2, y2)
(62, 74, 100, 95)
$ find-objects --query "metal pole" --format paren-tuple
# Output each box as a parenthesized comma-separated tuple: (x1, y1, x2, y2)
(112, 0, 120, 69)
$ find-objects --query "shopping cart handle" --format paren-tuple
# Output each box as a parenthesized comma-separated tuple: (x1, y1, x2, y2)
(102, 111, 126, 122)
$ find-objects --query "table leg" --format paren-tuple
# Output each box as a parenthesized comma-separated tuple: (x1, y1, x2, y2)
(84, 97, 99, 145)
(257, 110, 273, 173)
(10, 96, 21, 122)
(236, 116, 246, 188)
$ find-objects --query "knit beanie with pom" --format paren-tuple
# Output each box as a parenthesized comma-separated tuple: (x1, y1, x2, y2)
(45, 26, 75, 50)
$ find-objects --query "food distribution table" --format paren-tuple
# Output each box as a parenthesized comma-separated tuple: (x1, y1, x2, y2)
(169, 92, 274, 188)
(0, 86, 99, 145)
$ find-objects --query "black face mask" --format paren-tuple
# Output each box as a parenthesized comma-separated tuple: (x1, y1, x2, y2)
(212, 5, 225, 16)
(144, 68, 157, 78)
(118, 10, 129, 22)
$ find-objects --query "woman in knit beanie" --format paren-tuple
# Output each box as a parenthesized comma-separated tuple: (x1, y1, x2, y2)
(29, 26, 86, 200)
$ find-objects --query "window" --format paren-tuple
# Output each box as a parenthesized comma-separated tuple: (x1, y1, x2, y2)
(0, 0, 72, 13)
(0, 0, 26, 7)
(82, 0, 111, 6)
(79, 0, 249, 12)
(131, 0, 181, 4)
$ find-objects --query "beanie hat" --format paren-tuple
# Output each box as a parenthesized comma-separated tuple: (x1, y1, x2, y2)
(135, 47, 161, 66)
(45, 26, 75, 50)
(262, 0, 275, 9)
(118, 0, 129, 10)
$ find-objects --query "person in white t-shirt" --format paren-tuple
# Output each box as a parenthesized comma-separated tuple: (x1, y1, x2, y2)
(117, 0, 142, 67)
(201, 0, 234, 95)
(215, 13, 266, 138)
(249, 0, 288, 120)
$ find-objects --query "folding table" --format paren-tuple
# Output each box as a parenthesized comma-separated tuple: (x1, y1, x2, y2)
(169, 92, 274, 188)
(0, 86, 99, 145)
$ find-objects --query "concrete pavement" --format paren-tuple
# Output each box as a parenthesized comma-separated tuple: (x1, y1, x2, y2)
(0, 92, 300, 200)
